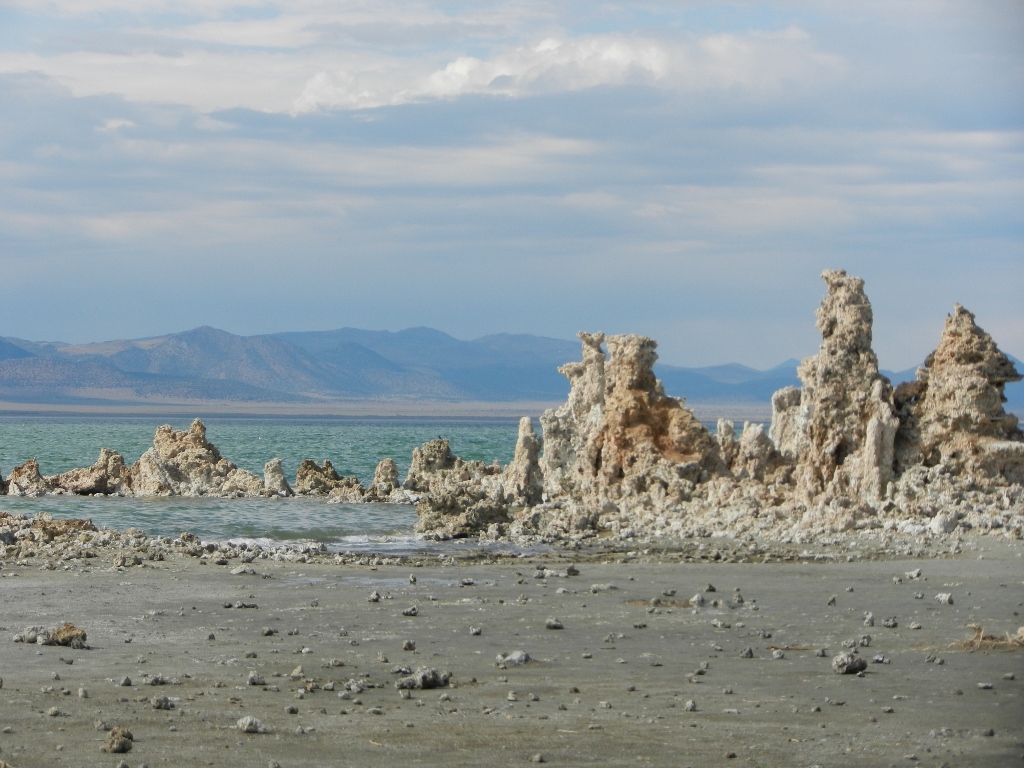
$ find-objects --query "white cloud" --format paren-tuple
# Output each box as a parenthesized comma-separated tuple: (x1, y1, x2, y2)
(96, 118, 135, 132)
(1, 2, 1020, 366)
(295, 28, 840, 112)
(0, 0, 841, 115)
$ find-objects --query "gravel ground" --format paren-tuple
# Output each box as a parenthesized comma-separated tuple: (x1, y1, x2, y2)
(0, 538, 1022, 767)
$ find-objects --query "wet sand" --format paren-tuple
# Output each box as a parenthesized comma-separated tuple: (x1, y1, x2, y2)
(1, 539, 1021, 767)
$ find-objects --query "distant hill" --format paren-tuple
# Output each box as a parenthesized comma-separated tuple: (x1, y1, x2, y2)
(656, 359, 802, 403)
(0, 327, 1019, 412)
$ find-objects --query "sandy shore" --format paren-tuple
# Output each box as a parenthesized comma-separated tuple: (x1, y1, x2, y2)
(0, 539, 1022, 767)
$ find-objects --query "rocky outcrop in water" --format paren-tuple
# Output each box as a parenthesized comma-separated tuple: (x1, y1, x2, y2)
(263, 458, 293, 497)
(53, 449, 132, 496)
(403, 439, 458, 492)
(128, 420, 266, 497)
(366, 458, 400, 501)
(294, 459, 363, 500)
(404, 439, 508, 539)
(2, 269, 1021, 546)
(5, 459, 52, 497)
(2, 420, 291, 499)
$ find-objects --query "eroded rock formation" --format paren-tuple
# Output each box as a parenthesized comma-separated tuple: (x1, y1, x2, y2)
(894, 304, 1023, 480)
(2, 420, 293, 499)
(128, 420, 265, 497)
(366, 458, 400, 501)
(53, 449, 132, 496)
(294, 459, 366, 501)
(502, 417, 543, 508)
(412, 269, 1024, 543)
(263, 458, 293, 497)
(535, 332, 722, 538)
(404, 439, 509, 539)
(403, 439, 458, 492)
(5, 459, 52, 497)
(771, 270, 899, 502)
(2, 268, 1021, 546)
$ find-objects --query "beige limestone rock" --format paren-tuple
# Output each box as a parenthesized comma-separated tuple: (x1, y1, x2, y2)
(294, 459, 365, 500)
(100, 726, 133, 753)
(5, 459, 53, 497)
(537, 332, 720, 534)
(770, 270, 899, 502)
(49, 448, 130, 495)
(327, 477, 367, 503)
(894, 304, 1023, 481)
(263, 458, 293, 497)
(408, 438, 508, 539)
(404, 438, 458, 491)
(367, 457, 399, 500)
(126, 419, 264, 497)
(295, 459, 342, 495)
(502, 417, 543, 507)
(49, 622, 87, 648)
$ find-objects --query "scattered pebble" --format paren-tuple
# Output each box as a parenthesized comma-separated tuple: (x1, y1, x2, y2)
(496, 650, 531, 666)
(237, 716, 269, 734)
(832, 652, 868, 675)
(100, 726, 134, 753)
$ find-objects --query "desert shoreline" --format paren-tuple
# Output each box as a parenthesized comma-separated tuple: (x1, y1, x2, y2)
(0, 401, 775, 424)
(0, 533, 1021, 767)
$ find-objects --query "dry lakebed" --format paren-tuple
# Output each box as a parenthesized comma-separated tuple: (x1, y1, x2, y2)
(0, 537, 1022, 768)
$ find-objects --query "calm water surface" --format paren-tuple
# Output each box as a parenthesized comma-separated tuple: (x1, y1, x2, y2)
(0, 416, 520, 552)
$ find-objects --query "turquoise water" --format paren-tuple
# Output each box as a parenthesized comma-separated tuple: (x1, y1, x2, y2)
(0, 416, 520, 550)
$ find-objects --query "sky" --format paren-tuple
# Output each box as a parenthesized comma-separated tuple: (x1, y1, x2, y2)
(0, 1, 1021, 370)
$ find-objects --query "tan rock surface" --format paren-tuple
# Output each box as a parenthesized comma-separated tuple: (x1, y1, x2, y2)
(49, 448, 131, 495)
(5, 458, 53, 497)
(262, 458, 293, 497)
(894, 303, 1023, 480)
(501, 417, 543, 507)
(127, 419, 265, 497)
(771, 269, 899, 503)
(295, 459, 342, 495)
(367, 457, 400, 500)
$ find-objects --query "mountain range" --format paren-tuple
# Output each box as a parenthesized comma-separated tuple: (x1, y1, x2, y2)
(0, 326, 1020, 413)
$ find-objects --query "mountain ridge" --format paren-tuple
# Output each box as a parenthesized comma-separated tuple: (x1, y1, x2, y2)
(0, 327, 1019, 413)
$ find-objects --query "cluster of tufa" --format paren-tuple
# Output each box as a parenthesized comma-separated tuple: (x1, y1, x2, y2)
(403, 270, 1024, 544)
(1, 269, 1021, 547)
(0, 419, 415, 503)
